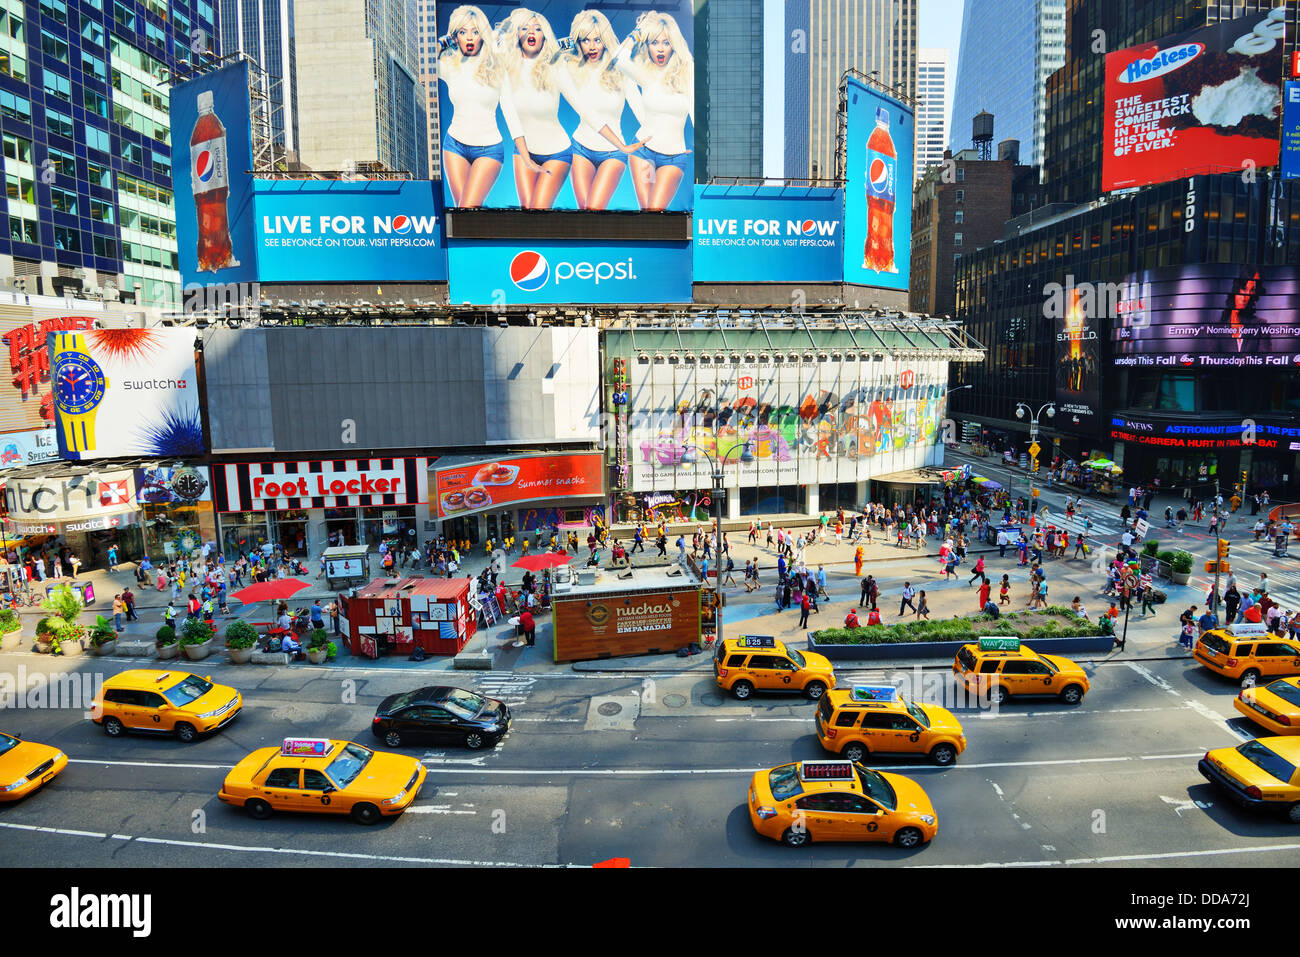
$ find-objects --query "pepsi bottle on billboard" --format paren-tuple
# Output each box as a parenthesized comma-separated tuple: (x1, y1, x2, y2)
(863, 106, 897, 273)
(191, 89, 239, 272)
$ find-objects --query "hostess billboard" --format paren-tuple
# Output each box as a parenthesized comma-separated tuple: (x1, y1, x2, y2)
(447, 239, 691, 304)
(693, 185, 843, 283)
(1103, 8, 1286, 192)
(1283, 81, 1300, 180)
(842, 76, 912, 291)
(171, 61, 259, 288)
(435, 2, 694, 212)
(254, 180, 447, 283)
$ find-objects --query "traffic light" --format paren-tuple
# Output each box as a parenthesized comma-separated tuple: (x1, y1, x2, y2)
(1240, 470, 1248, 487)
(1217, 538, 1230, 559)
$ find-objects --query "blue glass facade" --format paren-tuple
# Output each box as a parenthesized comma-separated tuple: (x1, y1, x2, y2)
(948, 0, 1036, 158)
(0, 0, 218, 305)
(217, 0, 297, 154)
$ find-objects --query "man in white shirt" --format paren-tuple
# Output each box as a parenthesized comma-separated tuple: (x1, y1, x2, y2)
(899, 582, 917, 616)
(996, 528, 1009, 558)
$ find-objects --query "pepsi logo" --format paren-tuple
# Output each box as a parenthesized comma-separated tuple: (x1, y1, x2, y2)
(392, 215, 412, 234)
(800, 219, 816, 235)
(869, 158, 889, 188)
(196, 150, 215, 183)
(510, 250, 550, 291)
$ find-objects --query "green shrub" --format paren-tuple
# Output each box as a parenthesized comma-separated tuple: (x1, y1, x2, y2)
(88, 615, 116, 648)
(1142, 540, 1160, 556)
(307, 627, 329, 650)
(179, 617, 214, 645)
(155, 625, 177, 645)
(224, 620, 258, 649)
(811, 608, 1106, 646)
(1156, 550, 1176, 564)
(0, 608, 19, 634)
(1171, 550, 1194, 574)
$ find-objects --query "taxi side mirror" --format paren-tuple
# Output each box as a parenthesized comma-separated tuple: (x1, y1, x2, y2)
(322, 785, 336, 794)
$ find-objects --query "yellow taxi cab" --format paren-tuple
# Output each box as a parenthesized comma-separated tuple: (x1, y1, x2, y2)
(1194, 623, 1300, 688)
(713, 634, 836, 701)
(0, 731, 67, 802)
(815, 685, 966, 766)
(1234, 677, 1300, 735)
(1198, 736, 1300, 823)
(748, 759, 938, 848)
(219, 737, 426, 825)
(90, 669, 241, 743)
(953, 637, 1090, 705)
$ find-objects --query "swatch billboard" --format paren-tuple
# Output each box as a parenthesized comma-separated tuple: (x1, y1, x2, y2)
(254, 180, 447, 283)
(1103, 8, 1286, 192)
(842, 76, 912, 291)
(434, 1, 694, 212)
(171, 61, 259, 289)
(693, 185, 843, 283)
(446, 238, 691, 304)
(1111, 264, 1300, 369)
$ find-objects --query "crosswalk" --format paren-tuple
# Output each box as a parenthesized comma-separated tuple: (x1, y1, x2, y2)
(473, 674, 536, 708)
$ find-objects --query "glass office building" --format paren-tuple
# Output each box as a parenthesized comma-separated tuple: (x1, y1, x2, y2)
(217, 0, 297, 156)
(0, 0, 218, 308)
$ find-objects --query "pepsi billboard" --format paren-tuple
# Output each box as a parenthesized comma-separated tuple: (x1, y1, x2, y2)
(693, 185, 843, 283)
(434, 2, 694, 212)
(253, 180, 447, 283)
(171, 61, 259, 289)
(842, 77, 912, 291)
(446, 239, 691, 304)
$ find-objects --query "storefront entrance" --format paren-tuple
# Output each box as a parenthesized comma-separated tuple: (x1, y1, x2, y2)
(273, 510, 310, 556)
(441, 515, 481, 547)
(324, 508, 359, 547)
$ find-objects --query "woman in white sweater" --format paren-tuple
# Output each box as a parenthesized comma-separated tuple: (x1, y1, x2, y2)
(438, 5, 527, 208)
(499, 8, 640, 209)
(613, 11, 694, 211)
(562, 10, 646, 210)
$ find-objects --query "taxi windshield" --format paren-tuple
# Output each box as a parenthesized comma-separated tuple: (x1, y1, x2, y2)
(0, 732, 16, 756)
(1267, 681, 1300, 708)
(905, 699, 930, 728)
(788, 649, 806, 669)
(441, 689, 486, 719)
(1237, 740, 1298, 784)
(162, 675, 214, 706)
(855, 766, 897, 811)
(326, 743, 374, 788)
(1037, 655, 1059, 674)
(768, 764, 803, 801)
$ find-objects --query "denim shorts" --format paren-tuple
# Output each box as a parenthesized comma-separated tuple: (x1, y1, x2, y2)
(443, 135, 504, 163)
(571, 140, 623, 165)
(528, 147, 572, 166)
(633, 146, 690, 173)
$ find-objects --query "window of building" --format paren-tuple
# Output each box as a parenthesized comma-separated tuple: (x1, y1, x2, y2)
(92, 233, 116, 259)
(39, 0, 68, 24)
(45, 107, 74, 138)
(956, 166, 965, 182)
(47, 146, 75, 177)
(113, 1, 135, 30)
(0, 89, 28, 121)
(53, 225, 81, 251)
(87, 159, 111, 188)
(85, 123, 110, 153)
(43, 69, 71, 100)
(89, 198, 114, 223)
(954, 232, 963, 246)
(83, 87, 108, 117)
(41, 30, 69, 63)
(144, 20, 165, 49)
(955, 189, 964, 203)
(81, 49, 107, 81)
(6, 172, 34, 204)
(10, 216, 38, 243)
(954, 209, 963, 224)
(49, 185, 77, 214)
(81, 16, 104, 46)
(3, 132, 31, 163)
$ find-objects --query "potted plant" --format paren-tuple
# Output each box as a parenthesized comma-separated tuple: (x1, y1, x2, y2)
(35, 584, 85, 656)
(0, 608, 20, 652)
(224, 620, 258, 664)
(156, 625, 180, 659)
(88, 615, 118, 656)
(326, 640, 338, 662)
(306, 627, 330, 665)
(1171, 549, 1194, 586)
(1156, 550, 1176, 580)
(180, 617, 216, 661)
(1140, 540, 1160, 571)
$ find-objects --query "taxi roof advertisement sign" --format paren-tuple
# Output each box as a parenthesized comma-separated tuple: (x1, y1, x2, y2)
(1102, 8, 1286, 192)
(842, 76, 912, 291)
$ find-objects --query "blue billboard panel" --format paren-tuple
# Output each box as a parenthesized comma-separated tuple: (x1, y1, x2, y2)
(447, 239, 691, 304)
(435, 2, 694, 212)
(171, 62, 259, 288)
(693, 185, 843, 283)
(1284, 81, 1300, 181)
(254, 181, 447, 283)
(842, 77, 912, 291)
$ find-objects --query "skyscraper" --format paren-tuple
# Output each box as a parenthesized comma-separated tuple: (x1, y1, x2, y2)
(294, 0, 428, 177)
(0, 0, 219, 308)
(914, 47, 949, 180)
(948, 0, 1063, 171)
(415, 0, 439, 179)
(217, 0, 299, 157)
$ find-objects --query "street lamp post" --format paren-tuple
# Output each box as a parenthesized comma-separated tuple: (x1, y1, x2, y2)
(697, 440, 749, 646)
(1014, 402, 1055, 513)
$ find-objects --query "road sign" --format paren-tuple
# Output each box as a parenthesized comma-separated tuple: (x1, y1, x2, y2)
(1134, 518, 1149, 539)
(1028, 442, 1041, 459)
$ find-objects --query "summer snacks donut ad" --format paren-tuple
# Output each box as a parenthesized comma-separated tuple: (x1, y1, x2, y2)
(432, 452, 603, 518)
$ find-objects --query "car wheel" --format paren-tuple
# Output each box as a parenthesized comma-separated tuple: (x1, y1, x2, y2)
(991, 684, 1010, 706)
(1241, 670, 1261, 689)
(930, 743, 957, 767)
(894, 826, 924, 849)
(1288, 803, 1300, 825)
(384, 729, 402, 747)
(1058, 684, 1084, 705)
(732, 680, 754, 701)
(804, 681, 827, 701)
(843, 742, 868, 763)
(351, 802, 381, 825)
(781, 826, 810, 848)
(102, 716, 124, 737)
(464, 732, 486, 750)
(246, 798, 272, 820)
(174, 722, 197, 743)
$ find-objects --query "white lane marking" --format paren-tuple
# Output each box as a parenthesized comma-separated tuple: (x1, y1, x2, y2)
(1159, 794, 1212, 817)
(1125, 661, 1181, 696)
(0, 823, 108, 839)
(1138, 752, 1208, 760)
(404, 806, 477, 815)
(980, 706, 1201, 720)
(916, 843, 1300, 868)
(991, 782, 1004, 797)
(513, 717, 582, 723)
(70, 758, 232, 770)
(713, 717, 809, 723)
(1182, 698, 1253, 739)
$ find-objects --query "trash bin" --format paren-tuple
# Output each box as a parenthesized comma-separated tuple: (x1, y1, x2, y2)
(47, 580, 95, 605)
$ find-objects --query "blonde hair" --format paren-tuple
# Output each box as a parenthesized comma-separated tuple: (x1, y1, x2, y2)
(633, 11, 693, 96)
(566, 10, 623, 93)
(501, 8, 562, 92)
(441, 5, 501, 88)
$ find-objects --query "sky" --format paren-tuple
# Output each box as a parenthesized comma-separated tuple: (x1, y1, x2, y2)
(919, 0, 966, 134)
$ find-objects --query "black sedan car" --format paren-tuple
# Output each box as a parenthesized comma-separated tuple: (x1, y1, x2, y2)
(371, 686, 511, 750)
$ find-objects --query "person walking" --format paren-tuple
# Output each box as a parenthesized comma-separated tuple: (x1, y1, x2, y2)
(997, 527, 1009, 559)
(112, 593, 125, 632)
(854, 546, 864, 577)
(107, 544, 119, 573)
(899, 582, 917, 616)
(798, 592, 812, 629)
(519, 608, 536, 647)
(722, 555, 737, 587)
(1139, 573, 1156, 616)
(916, 590, 930, 620)
(978, 576, 991, 610)
(968, 555, 985, 586)
(815, 565, 827, 601)
(999, 574, 1011, 606)
(859, 574, 871, 608)
(122, 587, 138, 622)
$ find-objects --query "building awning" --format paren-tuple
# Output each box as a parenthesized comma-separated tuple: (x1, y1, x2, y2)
(869, 468, 945, 486)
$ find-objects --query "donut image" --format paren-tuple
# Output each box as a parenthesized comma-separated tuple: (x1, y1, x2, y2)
(442, 491, 467, 512)
(465, 487, 491, 508)
(473, 462, 520, 486)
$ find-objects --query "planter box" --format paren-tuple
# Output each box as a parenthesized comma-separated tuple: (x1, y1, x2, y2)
(807, 631, 1116, 661)
(93, 639, 117, 656)
(117, 640, 154, 656)
(60, 638, 85, 657)
(1157, 562, 1173, 580)
(1139, 555, 1156, 571)
(227, 646, 254, 664)
(182, 638, 214, 661)
(306, 648, 328, 664)
(156, 643, 180, 659)
(250, 650, 290, 665)
(0, 629, 20, 652)
(1171, 571, 1191, 585)
(33, 640, 52, 654)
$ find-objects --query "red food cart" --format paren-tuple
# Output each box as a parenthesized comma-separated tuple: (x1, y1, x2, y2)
(340, 577, 476, 659)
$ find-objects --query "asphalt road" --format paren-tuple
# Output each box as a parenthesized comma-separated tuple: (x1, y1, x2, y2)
(2, 650, 1298, 868)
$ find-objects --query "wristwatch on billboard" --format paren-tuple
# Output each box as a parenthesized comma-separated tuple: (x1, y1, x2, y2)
(52, 332, 108, 455)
